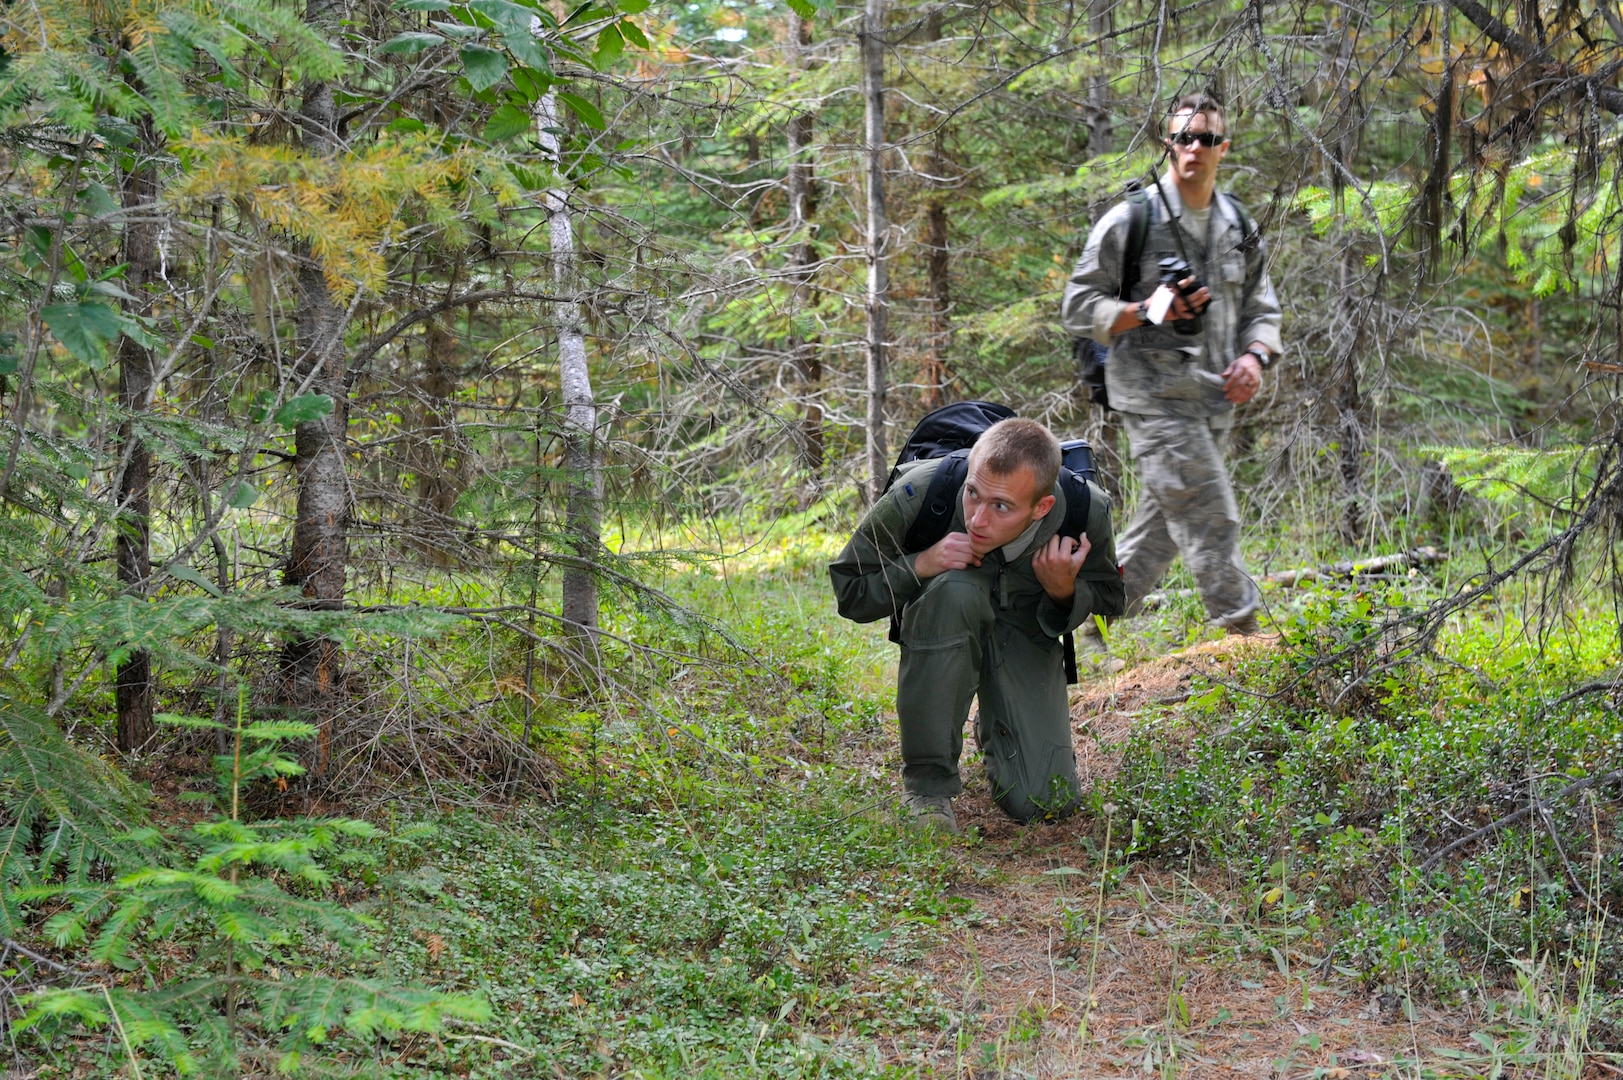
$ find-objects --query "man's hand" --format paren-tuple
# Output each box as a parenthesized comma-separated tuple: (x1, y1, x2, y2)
(1144, 279, 1210, 324)
(1170, 276, 1211, 320)
(1033, 532, 1092, 603)
(913, 531, 980, 578)
(1221, 351, 1263, 404)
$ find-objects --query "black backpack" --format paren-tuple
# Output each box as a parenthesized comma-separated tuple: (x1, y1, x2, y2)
(883, 400, 1102, 682)
(1074, 189, 1259, 411)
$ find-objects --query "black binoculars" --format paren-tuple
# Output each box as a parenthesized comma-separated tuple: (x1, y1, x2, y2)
(1157, 257, 1208, 336)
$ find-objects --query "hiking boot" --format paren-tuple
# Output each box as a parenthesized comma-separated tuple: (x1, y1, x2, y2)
(901, 792, 958, 835)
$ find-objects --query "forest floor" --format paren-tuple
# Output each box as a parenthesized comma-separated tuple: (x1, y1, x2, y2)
(882, 639, 1484, 1079)
(629, 525, 1622, 1080)
(18, 527, 1619, 1079)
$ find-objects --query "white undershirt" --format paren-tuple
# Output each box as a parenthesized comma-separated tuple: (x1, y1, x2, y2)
(1179, 202, 1212, 250)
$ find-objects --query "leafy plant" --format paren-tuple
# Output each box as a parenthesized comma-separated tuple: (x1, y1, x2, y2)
(13, 688, 490, 1076)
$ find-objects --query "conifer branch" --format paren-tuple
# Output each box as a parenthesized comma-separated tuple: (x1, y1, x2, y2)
(344, 288, 567, 391)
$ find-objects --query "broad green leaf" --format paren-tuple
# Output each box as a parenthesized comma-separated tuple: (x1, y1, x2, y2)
(618, 19, 649, 49)
(471, 0, 537, 30)
(617, 0, 650, 13)
(429, 20, 482, 39)
(459, 44, 508, 91)
(161, 563, 224, 598)
(512, 66, 553, 101)
(502, 28, 550, 70)
(784, 0, 815, 17)
(272, 394, 335, 428)
(78, 183, 118, 217)
(592, 23, 624, 67)
(396, 0, 451, 8)
(40, 302, 122, 367)
(380, 31, 446, 54)
(471, 0, 550, 68)
(388, 117, 428, 134)
(226, 481, 259, 509)
(484, 103, 531, 141)
(88, 279, 137, 302)
(556, 91, 604, 130)
(563, 1, 609, 25)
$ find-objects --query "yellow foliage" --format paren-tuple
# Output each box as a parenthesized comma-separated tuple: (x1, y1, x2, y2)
(176, 131, 491, 297)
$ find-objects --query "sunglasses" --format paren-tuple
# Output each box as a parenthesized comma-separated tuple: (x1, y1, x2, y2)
(1167, 131, 1227, 148)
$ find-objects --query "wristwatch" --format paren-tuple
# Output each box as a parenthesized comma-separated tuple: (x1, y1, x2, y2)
(1241, 347, 1272, 369)
(1134, 299, 1149, 325)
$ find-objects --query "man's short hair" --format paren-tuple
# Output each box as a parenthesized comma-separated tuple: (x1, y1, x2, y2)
(968, 418, 1060, 499)
(1165, 92, 1227, 135)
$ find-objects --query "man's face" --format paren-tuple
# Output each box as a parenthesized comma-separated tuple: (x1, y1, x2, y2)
(961, 460, 1055, 557)
(1165, 109, 1229, 188)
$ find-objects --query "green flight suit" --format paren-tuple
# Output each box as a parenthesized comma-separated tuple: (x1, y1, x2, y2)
(828, 457, 1125, 823)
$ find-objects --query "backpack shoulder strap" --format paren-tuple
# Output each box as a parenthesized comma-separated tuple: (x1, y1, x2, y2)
(1220, 191, 1262, 256)
(901, 449, 970, 552)
(1118, 189, 1150, 298)
(1056, 470, 1091, 542)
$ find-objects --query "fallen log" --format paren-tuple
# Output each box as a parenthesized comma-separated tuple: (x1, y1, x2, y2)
(1140, 546, 1447, 611)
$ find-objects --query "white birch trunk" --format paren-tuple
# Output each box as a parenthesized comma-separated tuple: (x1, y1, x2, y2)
(535, 88, 600, 632)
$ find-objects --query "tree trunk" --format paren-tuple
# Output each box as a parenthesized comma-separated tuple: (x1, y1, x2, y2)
(1336, 245, 1365, 544)
(535, 89, 601, 633)
(917, 10, 950, 411)
(114, 111, 160, 754)
(786, 11, 823, 473)
(1329, 9, 1367, 545)
(922, 127, 950, 410)
(1085, 0, 1113, 156)
(1418, 10, 1453, 273)
(861, 0, 889, 502)
(411, 320, 465, 562)
(281, 0, 350, 775)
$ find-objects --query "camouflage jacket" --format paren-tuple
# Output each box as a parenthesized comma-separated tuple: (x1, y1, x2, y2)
(827, 457, 1125, 637)
(1060, 175, 1284, 420)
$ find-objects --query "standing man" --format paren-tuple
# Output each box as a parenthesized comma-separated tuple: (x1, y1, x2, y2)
(828, 418, 1124, 833)
(1061, 93, 1283, 634)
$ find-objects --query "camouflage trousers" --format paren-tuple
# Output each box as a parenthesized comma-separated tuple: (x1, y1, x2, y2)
(1117, 413, 1260, 629)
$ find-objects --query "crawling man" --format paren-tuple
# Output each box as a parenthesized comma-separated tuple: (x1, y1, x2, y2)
(829, 418, 1124, 833)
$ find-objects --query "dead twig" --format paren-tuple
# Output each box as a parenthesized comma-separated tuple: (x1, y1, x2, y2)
(1416, 768, 1623, 874)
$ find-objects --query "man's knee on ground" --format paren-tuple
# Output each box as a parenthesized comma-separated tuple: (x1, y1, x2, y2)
(992, 771, 1082, 825)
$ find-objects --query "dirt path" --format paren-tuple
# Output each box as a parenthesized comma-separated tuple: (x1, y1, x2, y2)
(894, 639, 1481, 1078)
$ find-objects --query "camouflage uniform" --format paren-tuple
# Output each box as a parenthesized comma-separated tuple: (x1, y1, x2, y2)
(828, 458, 1124, 822)
(1059, 176, 1283, 626)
